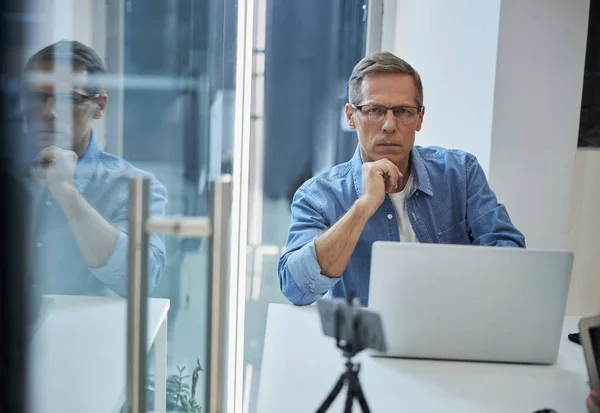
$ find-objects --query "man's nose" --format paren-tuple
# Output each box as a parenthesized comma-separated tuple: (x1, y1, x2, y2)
(41, 96, 57, 120)
(381, 109, 397, 133)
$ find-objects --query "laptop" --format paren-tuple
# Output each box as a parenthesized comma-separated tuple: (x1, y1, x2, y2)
(367, 242, 573, 364)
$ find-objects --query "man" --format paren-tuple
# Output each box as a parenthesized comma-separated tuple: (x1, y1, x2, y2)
(278, 52, 525, 306)
(20, 40, 167, 296)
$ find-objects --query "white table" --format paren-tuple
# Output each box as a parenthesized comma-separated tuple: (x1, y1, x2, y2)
(258, 304, 590, 413)
(28, 295, 170, 413)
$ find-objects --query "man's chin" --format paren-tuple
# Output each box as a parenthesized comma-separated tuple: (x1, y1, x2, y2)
(34, 139, 54, 151)
(34, 134, 72, 151)
(372, 153, 408, 165)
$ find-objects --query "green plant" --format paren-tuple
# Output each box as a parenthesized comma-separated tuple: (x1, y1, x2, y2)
(148, 358, 203, 412)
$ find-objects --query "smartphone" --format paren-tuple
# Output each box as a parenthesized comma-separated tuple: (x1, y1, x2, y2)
(580, 315, 600, 391)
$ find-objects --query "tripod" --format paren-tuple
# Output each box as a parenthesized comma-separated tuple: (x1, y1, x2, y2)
(315, 357, 370, 413)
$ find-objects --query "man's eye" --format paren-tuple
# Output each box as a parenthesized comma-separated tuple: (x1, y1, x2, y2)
(394, 107, 409, 115)
(27, 92, 46, 103)
(368, 107, 385, 115)
(59, 94, 79, 103)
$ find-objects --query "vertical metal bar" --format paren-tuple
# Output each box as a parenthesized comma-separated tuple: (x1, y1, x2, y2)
(127, 177, 149, 413)
(206, 175, 233, 413)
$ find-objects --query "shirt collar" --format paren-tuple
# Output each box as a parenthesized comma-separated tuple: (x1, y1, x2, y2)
(73, 130, 101, 193)
(408, 146, 434, 197)
(351, 144, 434, 199)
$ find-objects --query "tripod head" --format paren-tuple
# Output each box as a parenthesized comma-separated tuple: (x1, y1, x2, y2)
(317, 292, 387, 359)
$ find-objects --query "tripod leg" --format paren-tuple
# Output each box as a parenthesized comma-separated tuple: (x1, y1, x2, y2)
(351, 374, 370, 413)
(344, 378, 354, 413)
(316, 373, 346, 413)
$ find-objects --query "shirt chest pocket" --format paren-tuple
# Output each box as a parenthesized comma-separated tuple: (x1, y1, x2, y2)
(438, 219, 471, 244)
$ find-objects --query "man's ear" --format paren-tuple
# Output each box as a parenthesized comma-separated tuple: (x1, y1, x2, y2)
(94, 94, 108, 119)
(345, 103, 356, 130)
(415, 105, 425, 132)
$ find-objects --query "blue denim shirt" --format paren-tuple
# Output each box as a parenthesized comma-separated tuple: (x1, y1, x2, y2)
(278, 145, 525, 306)
(30, 132, 168, 296)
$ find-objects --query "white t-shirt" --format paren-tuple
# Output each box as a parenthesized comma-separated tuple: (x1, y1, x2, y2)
(388, 172, 419, 243)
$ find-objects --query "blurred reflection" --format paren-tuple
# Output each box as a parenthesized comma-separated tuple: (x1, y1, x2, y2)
(21, 40, 167, 297)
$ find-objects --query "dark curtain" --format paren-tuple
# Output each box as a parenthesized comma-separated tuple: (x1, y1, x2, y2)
(578, 0, 600, 147)
(263, 0, 367, 201)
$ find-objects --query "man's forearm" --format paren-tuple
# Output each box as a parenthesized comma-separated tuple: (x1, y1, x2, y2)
(315, 199, 371, 278)
(53, 185, 120, 268)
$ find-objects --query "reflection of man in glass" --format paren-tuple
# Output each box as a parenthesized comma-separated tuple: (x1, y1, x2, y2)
(279, 52, 525, 306)
(23, 40, 167, 296)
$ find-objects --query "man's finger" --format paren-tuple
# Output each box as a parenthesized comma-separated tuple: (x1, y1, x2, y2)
(385, 162, 401, 190)
(385, 174, 394, 193)
(383, 159, 403, 178)
(33, 146, 59, 166)
(382, 171, 396, 193)
(33, 155, 56, 167)
(392, 169, 399, 191)
(373, 160, 401, 192)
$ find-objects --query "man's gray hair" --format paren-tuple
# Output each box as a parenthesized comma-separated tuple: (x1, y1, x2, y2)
(23, 40, 106, 93)
(348, 52, 423, 106)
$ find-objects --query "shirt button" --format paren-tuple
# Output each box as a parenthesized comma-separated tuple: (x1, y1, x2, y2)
(387, 214, 393, 220)
(36, 242, 43, 248)
(45, 200, 52, 206)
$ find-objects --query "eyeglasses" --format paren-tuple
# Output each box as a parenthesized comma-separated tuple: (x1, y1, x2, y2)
(24, 89, 100, 110)
(351, 104, 423, 123)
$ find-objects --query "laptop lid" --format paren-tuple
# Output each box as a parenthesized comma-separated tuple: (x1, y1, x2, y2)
(368, 242, 573, 364)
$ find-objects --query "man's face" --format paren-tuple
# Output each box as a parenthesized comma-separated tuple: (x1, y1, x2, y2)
(24, 61, 107, 152)
(345, 72, 424, 166)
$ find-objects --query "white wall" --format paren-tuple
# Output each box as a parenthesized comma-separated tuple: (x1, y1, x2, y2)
(488, 0, 590, 251)
(567, 150, 600, 316)
(389, 0, 502, 173)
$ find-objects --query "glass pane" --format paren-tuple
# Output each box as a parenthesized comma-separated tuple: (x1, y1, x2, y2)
(243, 0, 368, 412)
(124, 0, 238, 412)
(7, 0, 237, 412)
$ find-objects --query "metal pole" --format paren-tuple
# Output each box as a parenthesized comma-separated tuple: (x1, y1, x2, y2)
(206, 175, 233, 413)
(127, 177, 149, 413)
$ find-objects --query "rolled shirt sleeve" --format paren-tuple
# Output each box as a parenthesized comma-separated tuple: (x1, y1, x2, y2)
(89, 230, 166, 297)
(278, 187, 341, 305)
(89, 176, 168, 297)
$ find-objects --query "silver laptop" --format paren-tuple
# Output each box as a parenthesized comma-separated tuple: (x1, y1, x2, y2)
(367, 242, 573, 364)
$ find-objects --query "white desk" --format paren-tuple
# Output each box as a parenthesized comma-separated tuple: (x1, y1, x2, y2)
(258, 304, 590, 413)
(28, 295, 170, 413)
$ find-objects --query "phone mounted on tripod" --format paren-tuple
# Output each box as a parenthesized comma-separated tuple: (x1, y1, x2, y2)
(315, 292, 387, 413)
